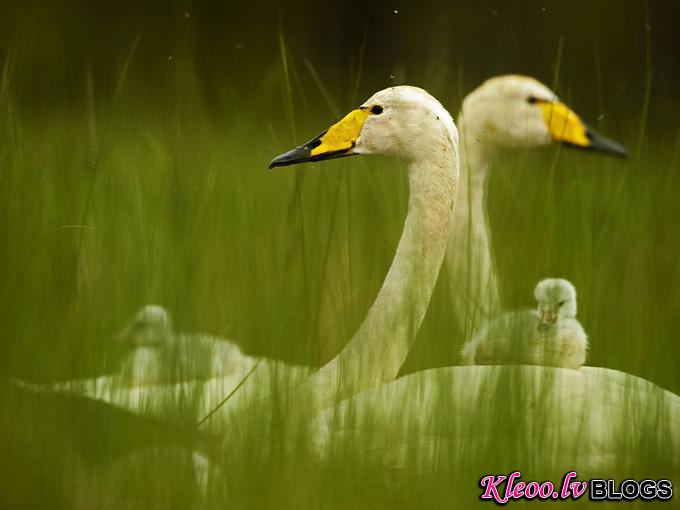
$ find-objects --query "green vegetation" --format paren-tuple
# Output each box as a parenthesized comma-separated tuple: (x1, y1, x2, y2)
(1, 3, 679, 508)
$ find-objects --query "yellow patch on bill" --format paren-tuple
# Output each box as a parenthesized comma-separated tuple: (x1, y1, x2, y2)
(539, 102, 590, 147)
(310, 108, 371, 156)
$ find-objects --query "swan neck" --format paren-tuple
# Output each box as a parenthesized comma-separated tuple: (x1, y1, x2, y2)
(308, 146, 458, 409)
(458, 117, 493, 223)
(445, 114, 501, 339)
(458, 113, 493, 185)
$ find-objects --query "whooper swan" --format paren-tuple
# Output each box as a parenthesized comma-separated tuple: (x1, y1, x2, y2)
(461, 278, 588, 369)
(40, 86, 459, 425)
(269, 85, 459, 412)
(449, 75, 627, 339)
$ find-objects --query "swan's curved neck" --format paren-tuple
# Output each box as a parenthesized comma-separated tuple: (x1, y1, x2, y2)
(446, 114, 501, 340)
(308, 147, 458, 409)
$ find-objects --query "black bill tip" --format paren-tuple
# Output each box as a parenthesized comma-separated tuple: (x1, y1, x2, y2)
(585, 125, 629, 158)
(269, 146, 312, 169)
(269, 129, 355, 169)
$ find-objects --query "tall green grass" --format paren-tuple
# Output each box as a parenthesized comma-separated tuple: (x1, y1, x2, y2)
(0, 26, 679, 508)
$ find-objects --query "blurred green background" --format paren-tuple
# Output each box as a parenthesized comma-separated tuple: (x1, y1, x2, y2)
(0, 0, 679, 506)
(2, 0, 678, 385)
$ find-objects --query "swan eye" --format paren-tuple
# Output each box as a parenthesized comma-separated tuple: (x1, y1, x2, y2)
(527, 96, 538, 104)
(558, 300, 565, 307)
(370, 105, 384, 115)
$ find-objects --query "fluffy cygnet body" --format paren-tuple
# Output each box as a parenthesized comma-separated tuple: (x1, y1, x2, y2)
(117, 305, 246, 384)
(461, 278, 588, 369)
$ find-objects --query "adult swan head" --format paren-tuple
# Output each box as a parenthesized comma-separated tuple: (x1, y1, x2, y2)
(449, 75, 627, 339)
(271, 86, 459, 410)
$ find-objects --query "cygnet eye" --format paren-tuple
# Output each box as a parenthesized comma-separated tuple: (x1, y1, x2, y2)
(370, 105, 384, 115)
(527, 96, 538, 104)
(558, 300, 566, 307)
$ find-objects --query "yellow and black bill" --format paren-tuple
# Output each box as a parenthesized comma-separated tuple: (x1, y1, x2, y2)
(268, 130, 354, 168)
(269, 108, 371, 169)
(537, 100, 628, 158)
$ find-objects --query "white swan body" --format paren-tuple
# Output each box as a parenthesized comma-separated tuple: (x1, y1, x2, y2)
(312, 365, 680, 481)
(449, 76, 626, 339)
(44, 305, 312, 429)
(116, 305, 249, 385)
(461, 278, 588, 369)
(44, 86, 459, 429)
(40, 360, 312, 435)
(29, 85, 680, 488)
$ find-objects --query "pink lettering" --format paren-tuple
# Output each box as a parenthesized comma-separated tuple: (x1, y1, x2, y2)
(570, 481, 587, 498)
(525, 481, 539, 498)
(538, 482, 554, 498)
(505, 471, 522, 500)
(561, 471, 577, 498)
(511, 481, 526, 498)
(480, 475, 508, 504)
(480, 471, 589, 503)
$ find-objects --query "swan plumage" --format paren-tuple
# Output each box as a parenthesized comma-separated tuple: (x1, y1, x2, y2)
(270, 85, 459, 410)
(32, 84, 680, 484)
(116, 305, 247, 384)
(40, 304, 311, 425)
(461, 278, 588, 369)
(312, 365, 680, 480)
(449, 75, 626, 339)
(48, 85, 459, 429)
